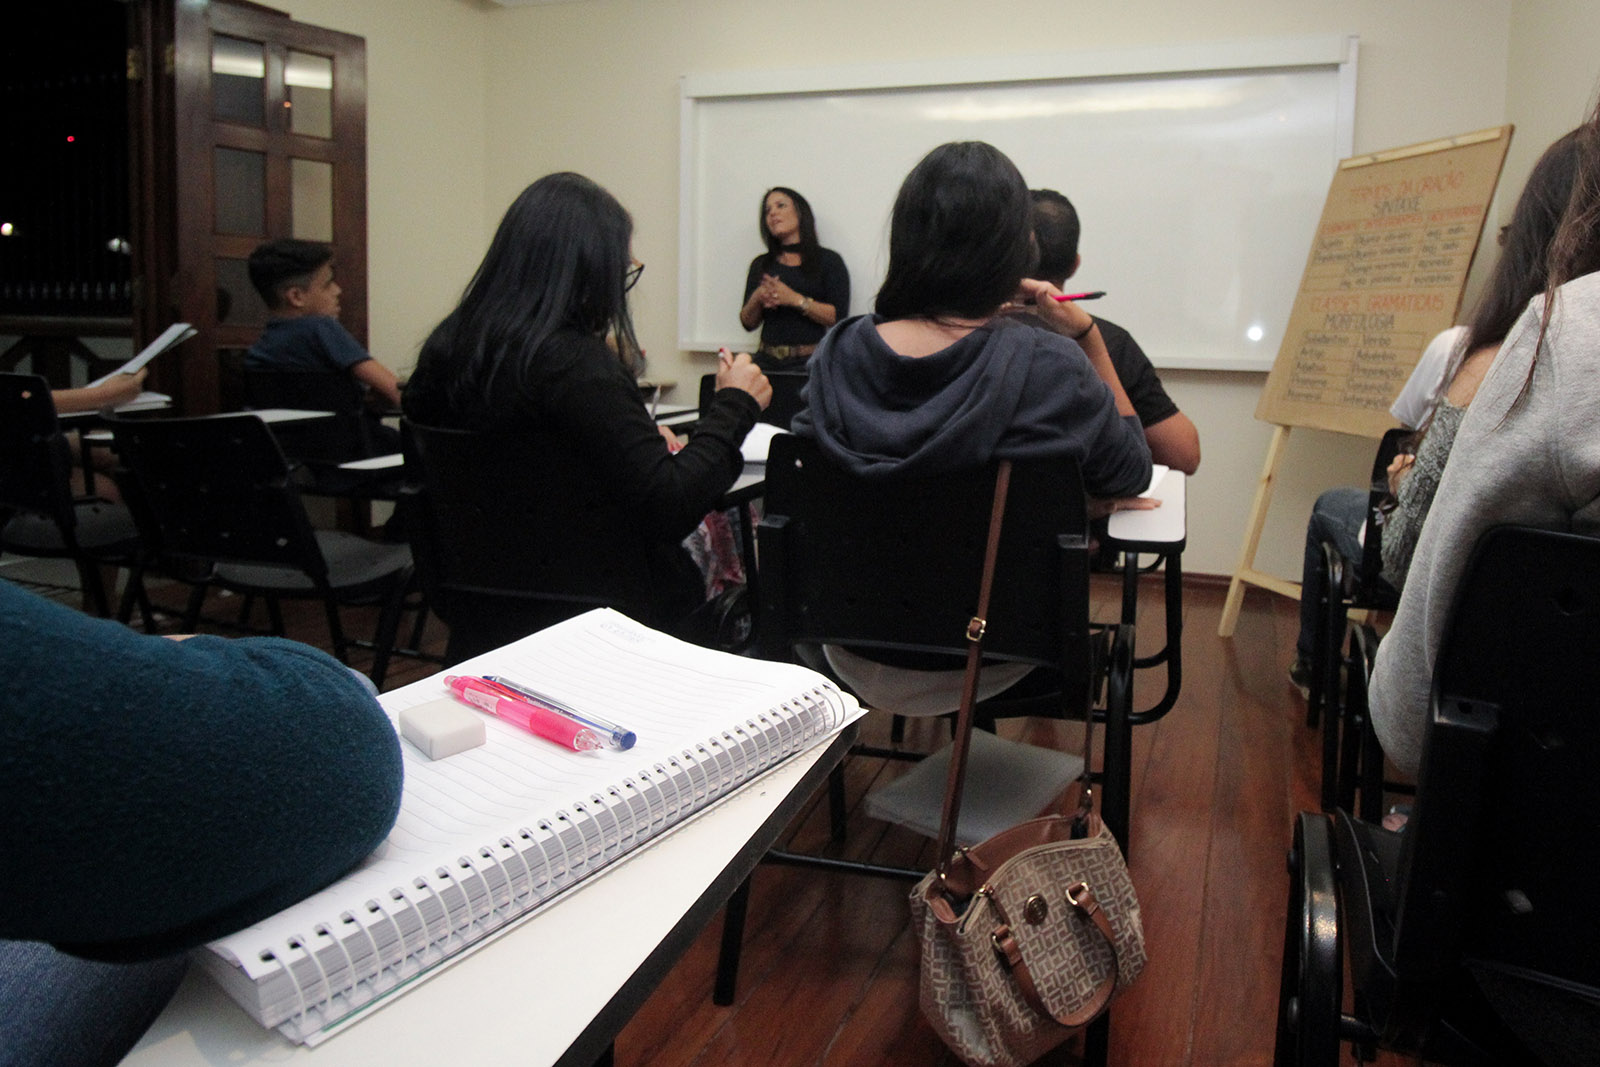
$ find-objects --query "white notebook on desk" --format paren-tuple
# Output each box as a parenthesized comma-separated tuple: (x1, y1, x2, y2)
(199, 609, 858, 1045)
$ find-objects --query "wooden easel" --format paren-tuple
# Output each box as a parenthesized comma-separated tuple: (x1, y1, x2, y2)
(1218, 126, 1513, 637)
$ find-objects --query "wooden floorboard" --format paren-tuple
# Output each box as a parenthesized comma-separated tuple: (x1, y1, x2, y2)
(25, 562, 1419, 1065)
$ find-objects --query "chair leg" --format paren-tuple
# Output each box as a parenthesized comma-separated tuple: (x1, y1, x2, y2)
(827, 763, 847, 843)
(181, 582, 209, 631)
(1336, 628, 1366, 813)
(1317, 563, 1346, 812)
(266, 596, 286, 637)
(73, 558, 112, 617)
(322, 596, 349, 664)
(713, 875, 753, 1006)
(1101, 627, 1135, 856)
(1273, 812, 1342, 1067)
(367, 577, 409, 691)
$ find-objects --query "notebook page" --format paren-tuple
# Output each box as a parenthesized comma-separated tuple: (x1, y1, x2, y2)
(209, 609, 848, 981)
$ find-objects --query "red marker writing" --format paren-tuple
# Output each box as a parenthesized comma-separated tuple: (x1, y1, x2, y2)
(444, 675, 605, 751)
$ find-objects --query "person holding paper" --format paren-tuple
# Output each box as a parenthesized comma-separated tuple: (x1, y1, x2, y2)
(404, 172, 771, 657)
(739, 187, 850, 370)
(0, 578, 403, 1066)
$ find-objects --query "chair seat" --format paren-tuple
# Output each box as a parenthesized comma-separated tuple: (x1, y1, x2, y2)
(1, 501, 141, 557)
(213, 532, 411, 594)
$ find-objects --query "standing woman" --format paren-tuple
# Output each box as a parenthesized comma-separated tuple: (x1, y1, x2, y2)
(739, 187, 850, 370)
(404, 172, 770, 657)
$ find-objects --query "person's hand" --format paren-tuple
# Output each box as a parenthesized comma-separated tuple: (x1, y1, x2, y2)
(95, 368, 148, 409)
(716, 349, 772, 410)
(1088, 496, 1163, 520)
(657, 424, 685, 453)
(760, 274, 804, 310)
(1017, 278, 1094, 341)
(1386, 452, 1415, 495)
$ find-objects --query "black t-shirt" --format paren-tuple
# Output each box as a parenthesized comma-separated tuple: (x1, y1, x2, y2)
(1094, 316, 1179, 429)
(743, 248, 850, 348)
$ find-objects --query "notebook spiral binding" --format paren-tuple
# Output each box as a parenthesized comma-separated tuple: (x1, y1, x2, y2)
(245, 684, 846, 1042)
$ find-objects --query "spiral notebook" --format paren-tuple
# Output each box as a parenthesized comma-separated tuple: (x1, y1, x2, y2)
(198, 608, 858, 1045)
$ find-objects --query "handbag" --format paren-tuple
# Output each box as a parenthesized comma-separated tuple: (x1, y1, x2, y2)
(909, 461, 1147, 1067)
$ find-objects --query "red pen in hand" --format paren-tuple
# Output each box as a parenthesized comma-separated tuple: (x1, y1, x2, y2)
(445, 675, 605, 752)
(1050, 290, 1106, 302)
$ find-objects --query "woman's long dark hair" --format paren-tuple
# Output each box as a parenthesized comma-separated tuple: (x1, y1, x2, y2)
(1537, 99, 1600, 345)
(760, 186, 822, 276)
(419, 172, 641, 412)
(874, 142, 1037, 321)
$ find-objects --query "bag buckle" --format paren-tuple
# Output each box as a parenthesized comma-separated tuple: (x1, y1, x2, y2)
(966, 616, 986, 642)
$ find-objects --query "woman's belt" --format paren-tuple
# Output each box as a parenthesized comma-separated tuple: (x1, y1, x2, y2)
(760, 344, 817, 361)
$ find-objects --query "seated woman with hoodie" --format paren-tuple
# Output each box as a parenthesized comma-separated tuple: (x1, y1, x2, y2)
(791, 140, 1152, 712)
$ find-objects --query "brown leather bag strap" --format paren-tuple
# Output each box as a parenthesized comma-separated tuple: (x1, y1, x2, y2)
(992, 881, 1121, 1026)
(934, 460, 1013, 880)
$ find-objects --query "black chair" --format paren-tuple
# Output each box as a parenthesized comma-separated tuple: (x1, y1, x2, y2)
(0, 372, 150, 623)
(1309, 427, 1408, 810)
(244, 368, 403, 501)
(401, 418, 752, 665)
(1276, 525, 1600, 1066)
(108, 412, 413, 687)
(697, 369, 809, 430)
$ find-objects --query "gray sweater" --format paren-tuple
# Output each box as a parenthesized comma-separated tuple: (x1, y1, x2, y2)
(792, 314, 1150, 496)
(1370, 269, 1600, 773)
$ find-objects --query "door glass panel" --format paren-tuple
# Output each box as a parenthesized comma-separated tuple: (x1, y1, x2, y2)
(286, 51, 333, 138)
(212, 36, 265, 127)
(214, 147, 265, 235)
(216, 257, 268, 326)
(291, 158, 334, 241)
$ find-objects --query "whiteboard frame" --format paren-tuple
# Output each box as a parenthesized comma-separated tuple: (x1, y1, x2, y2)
(678, 35, 1358, 366)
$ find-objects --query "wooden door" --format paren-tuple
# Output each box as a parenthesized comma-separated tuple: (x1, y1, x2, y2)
(133, 0, 365, 413)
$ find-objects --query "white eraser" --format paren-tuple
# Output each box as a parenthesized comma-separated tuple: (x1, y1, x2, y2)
(399, 698, 486, 760)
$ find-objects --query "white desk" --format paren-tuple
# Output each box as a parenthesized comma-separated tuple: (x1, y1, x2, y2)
(1103, 469, 1187, 722)
(1106, 468, 1186, 548)
(123, 726, 854, 1067)
(337, 452, 404, 471)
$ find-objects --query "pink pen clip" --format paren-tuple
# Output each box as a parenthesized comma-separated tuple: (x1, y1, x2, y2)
(445, 675, 605, 752)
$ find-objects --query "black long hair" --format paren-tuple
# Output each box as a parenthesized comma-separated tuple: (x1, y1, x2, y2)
(1537, 99, 1600, 346)
(759, 186, 822, 276)
(874, 142, 1037, 321)
(419, 172, 641, 413)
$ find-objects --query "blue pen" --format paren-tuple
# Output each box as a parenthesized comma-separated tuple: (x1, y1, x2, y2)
(481, 675, 638, 750)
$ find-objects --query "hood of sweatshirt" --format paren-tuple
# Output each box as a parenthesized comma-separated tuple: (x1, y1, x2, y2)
(792, 314, 1044, 480)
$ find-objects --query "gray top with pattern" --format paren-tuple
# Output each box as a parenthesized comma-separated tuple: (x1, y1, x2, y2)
(1380, 399, 1466, 589)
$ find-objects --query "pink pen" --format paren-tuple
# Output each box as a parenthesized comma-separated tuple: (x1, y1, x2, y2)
(1050, 290, 1106, 302)
(444, 676, 605, 752)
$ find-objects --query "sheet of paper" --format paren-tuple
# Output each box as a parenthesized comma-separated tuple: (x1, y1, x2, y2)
(740, 423, 785, 463)
(86, 323, 196, 387)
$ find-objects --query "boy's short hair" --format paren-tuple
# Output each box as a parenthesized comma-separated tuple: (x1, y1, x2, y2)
(247, 239, 333, 309)
(1029, 189, 1081, 285)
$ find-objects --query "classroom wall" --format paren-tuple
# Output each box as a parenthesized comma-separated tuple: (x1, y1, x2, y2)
(274, 0, 1600, 583)
(274, 0, 491, 374)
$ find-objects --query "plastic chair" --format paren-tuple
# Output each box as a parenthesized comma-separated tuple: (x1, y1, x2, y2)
(0, 372, 150, 623)
(244, 368, 402, 499)
(401, 418, 709, 665)
(108, 412, 413, 687)
(1309, 427, 1408, 809)
(697, 369, 808, 430)
(1275, 525, 1600, 1066)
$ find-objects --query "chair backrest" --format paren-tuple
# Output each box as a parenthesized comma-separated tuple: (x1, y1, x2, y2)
(0, 372, 81, 535)
(107, 413, 328, 579)
(1357, 426, 1411, 595)
(1392, 525, 1600, 1012)
(244, 369, 378, 465)
(758, 433, 1096, 716)
(400, 418, 658, 655)
(698, 370, 809, 430)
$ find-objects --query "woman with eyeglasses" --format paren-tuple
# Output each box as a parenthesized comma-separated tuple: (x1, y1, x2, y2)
(739, 187, 850, 370)
(405, 172, 771, 646)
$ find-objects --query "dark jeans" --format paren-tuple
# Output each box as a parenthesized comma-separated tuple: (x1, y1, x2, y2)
(1296, 487, 1367, 662)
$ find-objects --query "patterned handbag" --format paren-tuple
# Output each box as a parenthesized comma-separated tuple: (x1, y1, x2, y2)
(908, 462, 1146, 1067)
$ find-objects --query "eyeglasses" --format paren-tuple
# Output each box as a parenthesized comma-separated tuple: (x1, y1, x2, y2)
(625, 260, 645, 291)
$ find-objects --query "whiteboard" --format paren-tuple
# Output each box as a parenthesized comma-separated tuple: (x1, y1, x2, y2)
(678, 37, 1357, 371)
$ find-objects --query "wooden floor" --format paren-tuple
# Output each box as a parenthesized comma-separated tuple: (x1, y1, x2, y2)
(9, 560, 1412, 1066)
